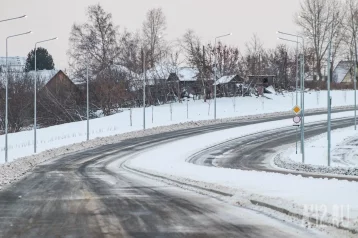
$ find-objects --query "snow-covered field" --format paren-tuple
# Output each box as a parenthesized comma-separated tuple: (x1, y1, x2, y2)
(126, 112, 358, 232)
(0, 90, 356, 164)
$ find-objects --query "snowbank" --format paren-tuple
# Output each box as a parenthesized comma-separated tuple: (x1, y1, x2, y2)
(1, 90, 357, 164)
(288, 126, 358, 167)
(274, 126, 358, 176)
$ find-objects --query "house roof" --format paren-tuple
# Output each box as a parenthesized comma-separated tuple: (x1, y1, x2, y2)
(214, 75, 244, 85)
(177, 67, 198, 82)
(27, 69, 60, 85)
(333, 61, 353, 83)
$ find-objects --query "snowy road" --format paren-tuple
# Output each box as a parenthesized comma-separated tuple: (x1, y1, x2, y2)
(0, 113, 344, 237)
(0, 127, 326, 237)
(189, 117, 358, 180)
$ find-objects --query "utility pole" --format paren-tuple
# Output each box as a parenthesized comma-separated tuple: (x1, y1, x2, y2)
(143, 48, 146, 130)
(327, 40, 332, 166)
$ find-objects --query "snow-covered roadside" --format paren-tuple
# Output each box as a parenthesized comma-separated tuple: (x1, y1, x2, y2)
(126, 112, 358, 233)
(1, 90, 356, 163)
(274, 126, 358, 176)
(289, 126, 358, 167)
(0, 109, 325, 189)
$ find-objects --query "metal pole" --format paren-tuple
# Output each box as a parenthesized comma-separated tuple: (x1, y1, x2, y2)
(354, 45, 357, 130)
(34, 44, 37, 153)
(187, 99, 189, 119)
(86, 64, 89, 141)
(0, 15, 27, 23)
(152, 105, 154, 123)
(170, 103, 172, 121)
(327, 41, 332, 166)
(296, 126, 298, 154)
(5, 39, 8, 162)
(33, 37, 57, 153)
(214, 38, 217, 120)
(302, 40, 305, 163)
(130, 108, 132, 126)
(5, 31, 32, 162)
(143, 49, 146, 130)
(296, 39, 299, 105)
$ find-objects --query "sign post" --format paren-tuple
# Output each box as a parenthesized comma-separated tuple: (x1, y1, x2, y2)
(292, 106, 302, 156)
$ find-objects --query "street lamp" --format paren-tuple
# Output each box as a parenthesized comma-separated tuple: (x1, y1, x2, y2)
(354, 36, 357, 131)
(277, 37, 301, 106)
(34, 37, 58, 153)
(277, 31, 305, 164)
(214, 33, 232, 120)
(0, 15, 27, 23)
(142, 48, 147, 130)
(142, 36, 161, 130)
(5, 31, 32, 162)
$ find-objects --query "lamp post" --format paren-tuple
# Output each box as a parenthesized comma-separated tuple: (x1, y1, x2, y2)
(354, 37, 357, 131)
(141, 36, 161, 130)
(5, 31, 32, 162)
(277, 31, 305, 163)
(277, 37, 300, 106)
(214, 33, 232, 120)
(142, 48, 146, 130)
(327, 39, 332, 166)
(87, 62, 89, 141)
(34, 37, 58, 153)
(0, 15, 27, 23)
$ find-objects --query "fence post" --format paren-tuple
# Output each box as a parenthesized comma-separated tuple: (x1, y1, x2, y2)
(130, 108, 132, 126)
(187, 99, 189, 119)
(170, 103, 173, 121)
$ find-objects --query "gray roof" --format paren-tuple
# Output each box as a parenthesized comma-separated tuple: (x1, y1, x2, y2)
(214, 74, 244, 85)
(333, 61, 354, 83)
(27, 69, 60, 84)
(177, 67, 198, 82)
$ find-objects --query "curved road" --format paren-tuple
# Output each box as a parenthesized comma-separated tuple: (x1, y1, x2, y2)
(189, 117, 358, 181)
(0, 110, 353, 237)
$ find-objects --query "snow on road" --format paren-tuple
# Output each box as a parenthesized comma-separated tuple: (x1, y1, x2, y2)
(0, 90, 356, 164)
(126, 112, 358, 232)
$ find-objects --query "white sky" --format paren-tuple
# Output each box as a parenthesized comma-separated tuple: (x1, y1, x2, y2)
(0, 0, 301, 70)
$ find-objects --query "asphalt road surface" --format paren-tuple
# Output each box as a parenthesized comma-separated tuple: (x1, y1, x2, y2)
(189, 117, 358, 181)
(0, 110, 352, 237)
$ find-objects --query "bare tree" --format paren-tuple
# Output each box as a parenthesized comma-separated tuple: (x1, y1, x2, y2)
(118, 30, 143, 74)
(344, 0, 358, 65)
(0, 72, 34, 132)
(142, 8, 167, 68)
(295, 0, 344, 80)
(68, 4, 120, 78)
(243, 34, 265, 77)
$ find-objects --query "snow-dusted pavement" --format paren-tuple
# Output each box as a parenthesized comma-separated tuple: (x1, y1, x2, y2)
(0, 104, 357, 236)
(126, 112, 358, 235)
(0, 117, 330, 238)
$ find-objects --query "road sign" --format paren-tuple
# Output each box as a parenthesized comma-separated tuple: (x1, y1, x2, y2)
(293, 115, 301, 124)
(292, 105, 301, 114)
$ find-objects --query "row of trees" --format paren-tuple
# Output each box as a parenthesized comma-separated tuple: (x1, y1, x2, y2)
(295, 0, 358, 81)
(2, 0, 358, 133)
(68, 1, 358, 98)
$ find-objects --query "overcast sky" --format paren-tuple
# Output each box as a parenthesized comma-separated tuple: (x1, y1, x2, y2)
(0, 0, 301, 70)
